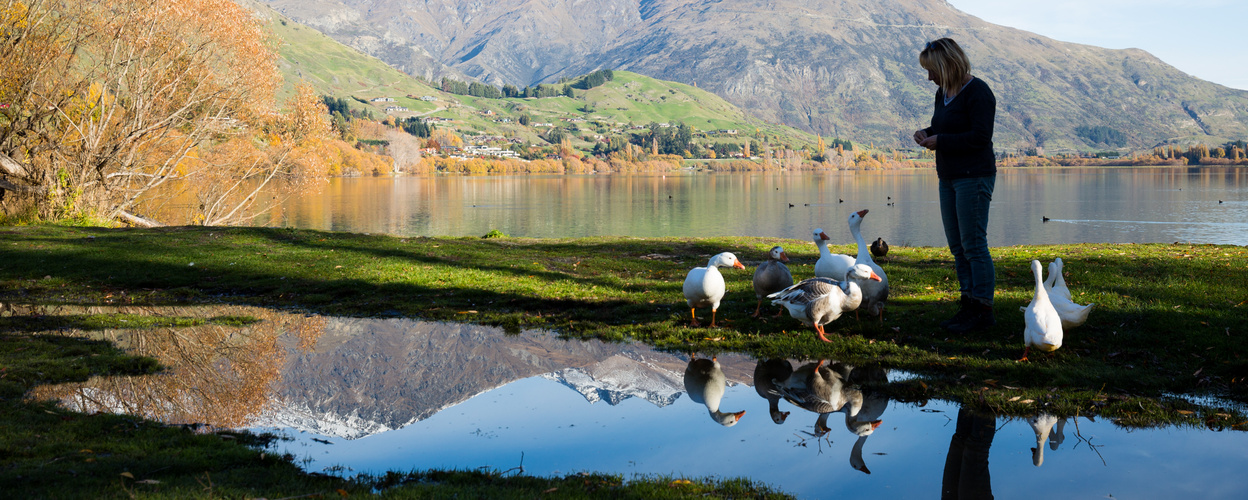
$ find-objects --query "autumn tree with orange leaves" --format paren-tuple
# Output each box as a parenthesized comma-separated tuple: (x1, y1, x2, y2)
(0, 0, 331, 226)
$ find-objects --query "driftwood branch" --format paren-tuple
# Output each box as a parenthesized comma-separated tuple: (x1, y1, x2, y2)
(0, 152, 30, 177)
(0, 176, 44, 193)
(116, 210, 164, 227)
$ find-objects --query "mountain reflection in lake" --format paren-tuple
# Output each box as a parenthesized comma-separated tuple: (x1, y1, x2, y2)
(27, 305, 1248, 499)
(264, 167, 1248, 246)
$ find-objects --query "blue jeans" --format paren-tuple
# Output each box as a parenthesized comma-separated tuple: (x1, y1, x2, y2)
(939, 175, 996, 303)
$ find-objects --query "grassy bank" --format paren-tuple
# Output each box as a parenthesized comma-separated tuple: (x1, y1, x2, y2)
(2, 224, 1245, 496)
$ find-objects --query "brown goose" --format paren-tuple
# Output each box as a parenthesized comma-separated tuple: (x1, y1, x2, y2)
(752, 246, 794, 317)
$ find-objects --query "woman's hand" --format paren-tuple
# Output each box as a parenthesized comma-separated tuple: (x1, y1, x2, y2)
(913, 129, 928, 145)
(919, 134, 938, 150)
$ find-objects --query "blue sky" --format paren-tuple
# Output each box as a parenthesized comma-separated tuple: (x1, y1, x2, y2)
(948, 0, 1248, 91)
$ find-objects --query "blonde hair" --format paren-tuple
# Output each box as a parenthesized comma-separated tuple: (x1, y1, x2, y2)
(920, 38, 971, 97)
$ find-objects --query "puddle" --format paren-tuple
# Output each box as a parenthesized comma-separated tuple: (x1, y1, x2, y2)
(19, 305, 1248, 499)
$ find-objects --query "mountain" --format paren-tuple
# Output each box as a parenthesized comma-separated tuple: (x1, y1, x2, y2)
(255, 0, 1248, 151)
(256, 318, 754, 439)
(250, 1, 814, 148)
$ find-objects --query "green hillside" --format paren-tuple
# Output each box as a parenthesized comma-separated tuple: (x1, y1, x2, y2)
(253, 2, 818, 150)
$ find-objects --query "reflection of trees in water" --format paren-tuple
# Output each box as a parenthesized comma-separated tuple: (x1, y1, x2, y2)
(25, 305, 324, 429)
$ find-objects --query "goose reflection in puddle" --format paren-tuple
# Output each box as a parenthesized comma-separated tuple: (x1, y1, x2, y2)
(1028, 413, 1069, 467)
(752, 358, 890, 474)
(682, 354, 746, 426)
(752, 358, 793, 424)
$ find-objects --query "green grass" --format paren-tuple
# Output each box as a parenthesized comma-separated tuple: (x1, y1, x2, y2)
(1, 224, 1245, 496)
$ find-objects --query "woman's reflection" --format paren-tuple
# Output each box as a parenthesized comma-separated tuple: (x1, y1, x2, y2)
(941, 406, 997, 500)
(683, 354, 746, 427)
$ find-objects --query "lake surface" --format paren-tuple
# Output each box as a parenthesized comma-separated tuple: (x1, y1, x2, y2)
(26, 304, 1248, 499)
(267, 167, 1248, 246)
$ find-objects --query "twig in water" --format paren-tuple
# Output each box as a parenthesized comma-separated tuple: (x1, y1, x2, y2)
(499, 451, 525, 476)
(1071, 416, 1107, 466)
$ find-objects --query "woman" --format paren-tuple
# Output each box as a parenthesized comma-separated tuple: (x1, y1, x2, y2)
(913, 38, 997, 333)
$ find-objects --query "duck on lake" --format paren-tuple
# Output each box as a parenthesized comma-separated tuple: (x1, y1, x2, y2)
(682, 252, 745, 328)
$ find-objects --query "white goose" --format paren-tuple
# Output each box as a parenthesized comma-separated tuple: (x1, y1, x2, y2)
(847, 209, 889, 320)
(1044, 259, 1094, 329)
(683, 252, 745, 327)
(768, 264, 881, 342)
(813, 228, 855, 280)
(683, 355, 746, 427)
(1045, 257, 1072, 301)
(752, 246, 794, 317)
(1022, 260, 1063, 361)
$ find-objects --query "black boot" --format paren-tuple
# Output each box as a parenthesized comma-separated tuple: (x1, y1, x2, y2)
(940, 296, 975, 330)
(946, 299, 995, 333)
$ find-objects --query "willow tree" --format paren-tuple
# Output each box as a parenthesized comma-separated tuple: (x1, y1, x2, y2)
(0, 0, 328, 225)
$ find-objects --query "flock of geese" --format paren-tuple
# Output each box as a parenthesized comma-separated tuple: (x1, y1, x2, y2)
(683, 209, 889, 341)
(685, 355, 888, 473)
(682, 208, 1095, 359)
(685, 355, 1083, 472)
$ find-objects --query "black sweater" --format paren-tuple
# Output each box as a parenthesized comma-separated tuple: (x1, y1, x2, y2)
(923, 77, 997, 179)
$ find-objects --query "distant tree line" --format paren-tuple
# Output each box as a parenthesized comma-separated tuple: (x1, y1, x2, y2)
(439, 78, 504, 99)
(1075, 125, 1127, 147)
(441, 78, 579, 99)
(401, 117, 433, 138)
(1153, 141, 1247, 163)
(572, 69, 615, 90)
(322, 96, 376, 121)
(631, 122, 696, 156)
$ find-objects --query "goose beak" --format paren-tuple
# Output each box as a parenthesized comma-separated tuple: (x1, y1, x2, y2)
(779, 251, 789, 262)
(857, 209, 869, 217)
(819, 231, 830, 240)
(733, 261, 746, 269)
(871, 420, 883, 430)
(869, 271, 882, 281)
(734, 410, 747, 420)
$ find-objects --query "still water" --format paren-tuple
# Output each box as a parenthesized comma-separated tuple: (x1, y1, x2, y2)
(268, 167, 1248, 246)
(25, 305, 1248, 499)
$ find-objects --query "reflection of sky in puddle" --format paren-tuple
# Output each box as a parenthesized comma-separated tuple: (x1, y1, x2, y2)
(262, 376, 1248, 500)
(21, 305, 1248, 499)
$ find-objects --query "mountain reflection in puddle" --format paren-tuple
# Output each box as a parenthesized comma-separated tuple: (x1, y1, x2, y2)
(25, 305, 1248, 499)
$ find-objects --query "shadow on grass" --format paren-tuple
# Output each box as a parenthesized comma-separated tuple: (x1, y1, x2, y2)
(2, 226, 1246, 408)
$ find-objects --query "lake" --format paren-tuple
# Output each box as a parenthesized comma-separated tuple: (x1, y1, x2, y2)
(267, 166, 1248, 246)
(27, 305, 1248, 499)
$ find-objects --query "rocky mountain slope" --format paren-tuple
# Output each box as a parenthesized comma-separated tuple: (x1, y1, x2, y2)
(256, 0, 1248, 150)
(257, 318, 753, 439)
